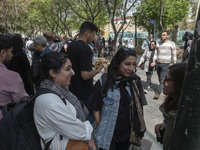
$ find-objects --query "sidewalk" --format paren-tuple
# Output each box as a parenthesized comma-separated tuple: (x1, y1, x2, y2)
(94, 67, 164, 150)
(136, 68, 163, 150)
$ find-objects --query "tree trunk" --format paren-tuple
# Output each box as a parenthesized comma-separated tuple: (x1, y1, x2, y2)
(170, 3, 200, 150)
(159, 0, 163, 30)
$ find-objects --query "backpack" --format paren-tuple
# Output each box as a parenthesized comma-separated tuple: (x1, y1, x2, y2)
(31, 59, 43, 88)
(87, 73, 108, 112)
(0, 88, 66, 150)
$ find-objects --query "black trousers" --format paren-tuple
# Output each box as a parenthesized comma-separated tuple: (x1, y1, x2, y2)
(99, 138, 130, 150)
(144, 71, 153, 90)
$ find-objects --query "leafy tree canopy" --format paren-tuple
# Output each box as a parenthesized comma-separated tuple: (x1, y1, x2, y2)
(137, 0, 189, 32)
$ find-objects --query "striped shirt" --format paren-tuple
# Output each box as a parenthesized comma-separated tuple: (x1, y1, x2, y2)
(153, 40, 176, 64)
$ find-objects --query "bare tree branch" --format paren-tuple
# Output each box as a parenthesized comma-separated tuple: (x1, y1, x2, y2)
(65, 1, 88, 20)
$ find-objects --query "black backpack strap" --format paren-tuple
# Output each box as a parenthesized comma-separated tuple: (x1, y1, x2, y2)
(149, 50, 155, 65)
(32, 88, 66, 105)
(100, 73, 108, 98)
(44, 139, 53, 150)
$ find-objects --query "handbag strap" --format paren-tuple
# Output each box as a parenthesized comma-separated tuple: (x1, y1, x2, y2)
(149, 50, 155, 67)
(44, 139, 53, 150)
(42, 135, 63, 150)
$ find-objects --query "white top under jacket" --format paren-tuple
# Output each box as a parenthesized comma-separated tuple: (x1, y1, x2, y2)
(34, 93, 93, 150)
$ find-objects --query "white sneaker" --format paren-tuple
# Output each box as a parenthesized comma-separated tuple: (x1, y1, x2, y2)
(144, 89, 148, 94)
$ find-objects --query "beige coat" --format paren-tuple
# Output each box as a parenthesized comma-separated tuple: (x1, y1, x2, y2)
(139, 49, 155, 72)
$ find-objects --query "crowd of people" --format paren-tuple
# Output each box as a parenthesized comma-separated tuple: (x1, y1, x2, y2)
(0, 20, 193, 150)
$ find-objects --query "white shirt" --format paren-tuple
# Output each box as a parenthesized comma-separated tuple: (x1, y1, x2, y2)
(153, 40, 176, 64)
(127, 43, 134, 49)
(34, 93, 93, 150)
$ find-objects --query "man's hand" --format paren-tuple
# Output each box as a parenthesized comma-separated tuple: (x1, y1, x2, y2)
(95, 63, 103, 73)
(137, 63, 141, 67)
(88, 138, 96, 150)
(81, 63, 103, 80)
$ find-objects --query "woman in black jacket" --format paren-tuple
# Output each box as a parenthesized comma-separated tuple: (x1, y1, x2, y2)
(182, 32, 193, 62)
(6, 34, 34, 95)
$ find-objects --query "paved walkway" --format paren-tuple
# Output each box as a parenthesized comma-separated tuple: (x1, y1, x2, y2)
(136, 68, 163, 150)
(93, 67, 164, 150)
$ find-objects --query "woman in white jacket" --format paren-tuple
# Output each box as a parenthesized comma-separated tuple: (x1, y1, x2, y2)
(34, 52, 96, 150)
(137, 41, 156, 94)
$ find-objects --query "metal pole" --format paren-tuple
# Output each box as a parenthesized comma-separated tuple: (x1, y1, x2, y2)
(154, 20, 156, 41)
(135, 15, 137, 46)
(108, 18, 110, 38)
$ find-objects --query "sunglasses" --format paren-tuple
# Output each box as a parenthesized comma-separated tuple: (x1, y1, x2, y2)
(164, 76, 174, 82)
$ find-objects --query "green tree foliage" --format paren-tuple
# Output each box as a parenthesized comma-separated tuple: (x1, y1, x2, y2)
(27, 0, 64, 35)
(0, 0, 108, 36)
(66, 0, 108, 31)
(0, 0, 28, 34)
(178, 0, 198, 30)
(137, 0, 189, 32)
(27, 0, 108, 35)
(0, 0, 135, 37)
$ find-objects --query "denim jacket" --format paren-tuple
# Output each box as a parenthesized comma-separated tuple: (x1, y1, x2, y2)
(94, 79, 132, 150)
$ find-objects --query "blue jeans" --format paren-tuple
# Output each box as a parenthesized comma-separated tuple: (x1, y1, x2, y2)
(155, 63, 170, 94)
(80, 95, 95, 124)
(144, 71, 153, 90)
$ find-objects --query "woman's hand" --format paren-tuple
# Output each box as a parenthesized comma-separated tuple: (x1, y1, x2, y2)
(137, 63, 141, 67)
(151, 62, 155, 67)
(88, 138, 96, 150)
(154, 123, 164, 136)
(93, 111, 101, 125)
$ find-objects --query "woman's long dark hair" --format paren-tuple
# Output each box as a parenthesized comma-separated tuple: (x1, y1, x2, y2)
(149, 41, 156, 50)
(164, 62, 187, 112)
(41, 52, 70, 80)
(106, 47, 137, 90)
